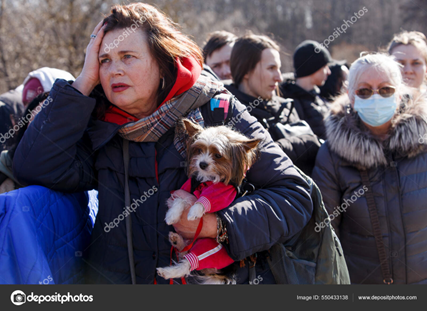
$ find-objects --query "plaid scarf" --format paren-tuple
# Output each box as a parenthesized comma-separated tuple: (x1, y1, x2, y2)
(117, 75, 222, 158)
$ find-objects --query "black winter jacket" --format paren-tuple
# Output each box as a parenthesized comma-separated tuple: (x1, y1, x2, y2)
(13, 77, 313, 284)
(0, 89, 24, 151)
(312, 94, 427, 284)
(225, 83, 321, 176)
(280, 79, 329, 140)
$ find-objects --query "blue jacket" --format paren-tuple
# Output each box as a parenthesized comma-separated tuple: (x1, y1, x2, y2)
(0, 186, 96, 284)
(13, 77, 313, 284)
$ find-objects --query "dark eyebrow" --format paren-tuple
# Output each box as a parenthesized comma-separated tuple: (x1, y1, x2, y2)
(118, 50, 138, 54)
(210, 61, 224, 66)
(99, 50, 138, 58)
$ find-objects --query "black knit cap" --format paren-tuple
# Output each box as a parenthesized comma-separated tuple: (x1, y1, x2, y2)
(293, 40, 332, 78)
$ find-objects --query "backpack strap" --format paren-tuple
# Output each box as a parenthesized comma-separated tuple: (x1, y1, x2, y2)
(273, 99, 294, 125)
(359, 169, 393, 284)
(200, 92, 234, 126)
(122, 139, 137, 285)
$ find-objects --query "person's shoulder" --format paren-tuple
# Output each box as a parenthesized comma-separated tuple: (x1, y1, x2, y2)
(314, 140, 340, 172)
(279, 73, 296, 91)
(202, 64, 220, 81)
(199, 89, 236, 127)
(317, 140, 332, 156)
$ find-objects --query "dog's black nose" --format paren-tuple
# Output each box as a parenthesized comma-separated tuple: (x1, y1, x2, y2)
(199, 162, 208, 170)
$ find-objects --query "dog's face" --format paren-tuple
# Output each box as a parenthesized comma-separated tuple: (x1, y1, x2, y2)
(182, 119, 260, 186)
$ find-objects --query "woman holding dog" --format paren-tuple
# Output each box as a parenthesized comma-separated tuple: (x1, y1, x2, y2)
(312, 53, 427, 284)
(13, 3, 313, 284)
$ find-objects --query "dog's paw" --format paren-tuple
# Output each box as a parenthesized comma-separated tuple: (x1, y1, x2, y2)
(157, 260, 191, 280)
(165, 198, 187, 225)
(165, 208, 180, 225)
(156, 267, 168, 279)
(187, 203, 205, 221)
(169, 232, 185, 251)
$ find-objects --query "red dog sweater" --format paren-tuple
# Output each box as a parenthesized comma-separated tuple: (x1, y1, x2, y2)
(179, 179, 236, 271)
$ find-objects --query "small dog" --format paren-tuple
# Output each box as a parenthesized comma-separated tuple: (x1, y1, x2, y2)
(156, 119, 260, 283)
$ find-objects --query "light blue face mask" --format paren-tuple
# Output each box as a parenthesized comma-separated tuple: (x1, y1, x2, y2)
(354, 94, 398, 127)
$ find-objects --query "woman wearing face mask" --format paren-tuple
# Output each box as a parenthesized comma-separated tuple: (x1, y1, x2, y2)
(225, 34, 321, 176)
(388, 31, 427, 92)
(312, 53, 427, 284)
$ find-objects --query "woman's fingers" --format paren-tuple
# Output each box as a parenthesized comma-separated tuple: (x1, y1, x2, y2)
(73, 21, 107, 95)
(89, 23, 107, 55)
(91, 20, 105, 36)
(172, 208, 217, 240)
(88, 23, 106, 48)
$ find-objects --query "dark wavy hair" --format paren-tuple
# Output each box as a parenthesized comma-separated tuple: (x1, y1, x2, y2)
(93, 3, 203, 119)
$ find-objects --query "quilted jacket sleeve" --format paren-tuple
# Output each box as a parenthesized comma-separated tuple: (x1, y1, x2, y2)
(311, 143, 343, 235)
(13, 79, 97, 193)
(0, 185, 92, 284)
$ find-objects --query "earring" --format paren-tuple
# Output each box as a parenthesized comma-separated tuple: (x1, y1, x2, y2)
(161, 77, 165, 90)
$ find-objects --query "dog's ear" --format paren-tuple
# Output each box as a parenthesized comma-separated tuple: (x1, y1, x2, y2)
(242, 138, 261, 152)
(182, 119, 203, 137)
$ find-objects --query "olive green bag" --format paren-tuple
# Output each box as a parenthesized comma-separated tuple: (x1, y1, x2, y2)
(267, 167, 350, 284)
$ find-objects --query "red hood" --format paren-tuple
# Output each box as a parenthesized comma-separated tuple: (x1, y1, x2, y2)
(103, 56, 202, 125)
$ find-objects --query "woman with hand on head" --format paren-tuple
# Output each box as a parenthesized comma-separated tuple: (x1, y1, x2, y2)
(13, 3, 312, 284)
(388, 31, 427, 92)
(312, 53, 427, 284)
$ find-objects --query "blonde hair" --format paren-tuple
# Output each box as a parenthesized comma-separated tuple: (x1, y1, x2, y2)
(387, 30, 427, 63)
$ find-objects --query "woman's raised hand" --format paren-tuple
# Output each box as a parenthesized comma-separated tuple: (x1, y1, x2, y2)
(72, 20, 107, 96)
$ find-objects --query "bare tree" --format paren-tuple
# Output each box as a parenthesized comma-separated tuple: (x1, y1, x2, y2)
(0, 0, 424, 93)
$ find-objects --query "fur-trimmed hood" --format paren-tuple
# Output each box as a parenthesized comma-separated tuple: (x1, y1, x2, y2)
(325, 92, 427, 169)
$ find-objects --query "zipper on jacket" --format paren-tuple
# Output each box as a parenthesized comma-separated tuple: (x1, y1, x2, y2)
(390, 154, 407, 283)
(381, 158, 393, 284)
(154, 149, 159, 184)
(154, 147, 160, 283)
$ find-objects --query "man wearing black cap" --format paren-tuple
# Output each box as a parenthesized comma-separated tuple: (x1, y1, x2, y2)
(280, 40, 331, 140)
